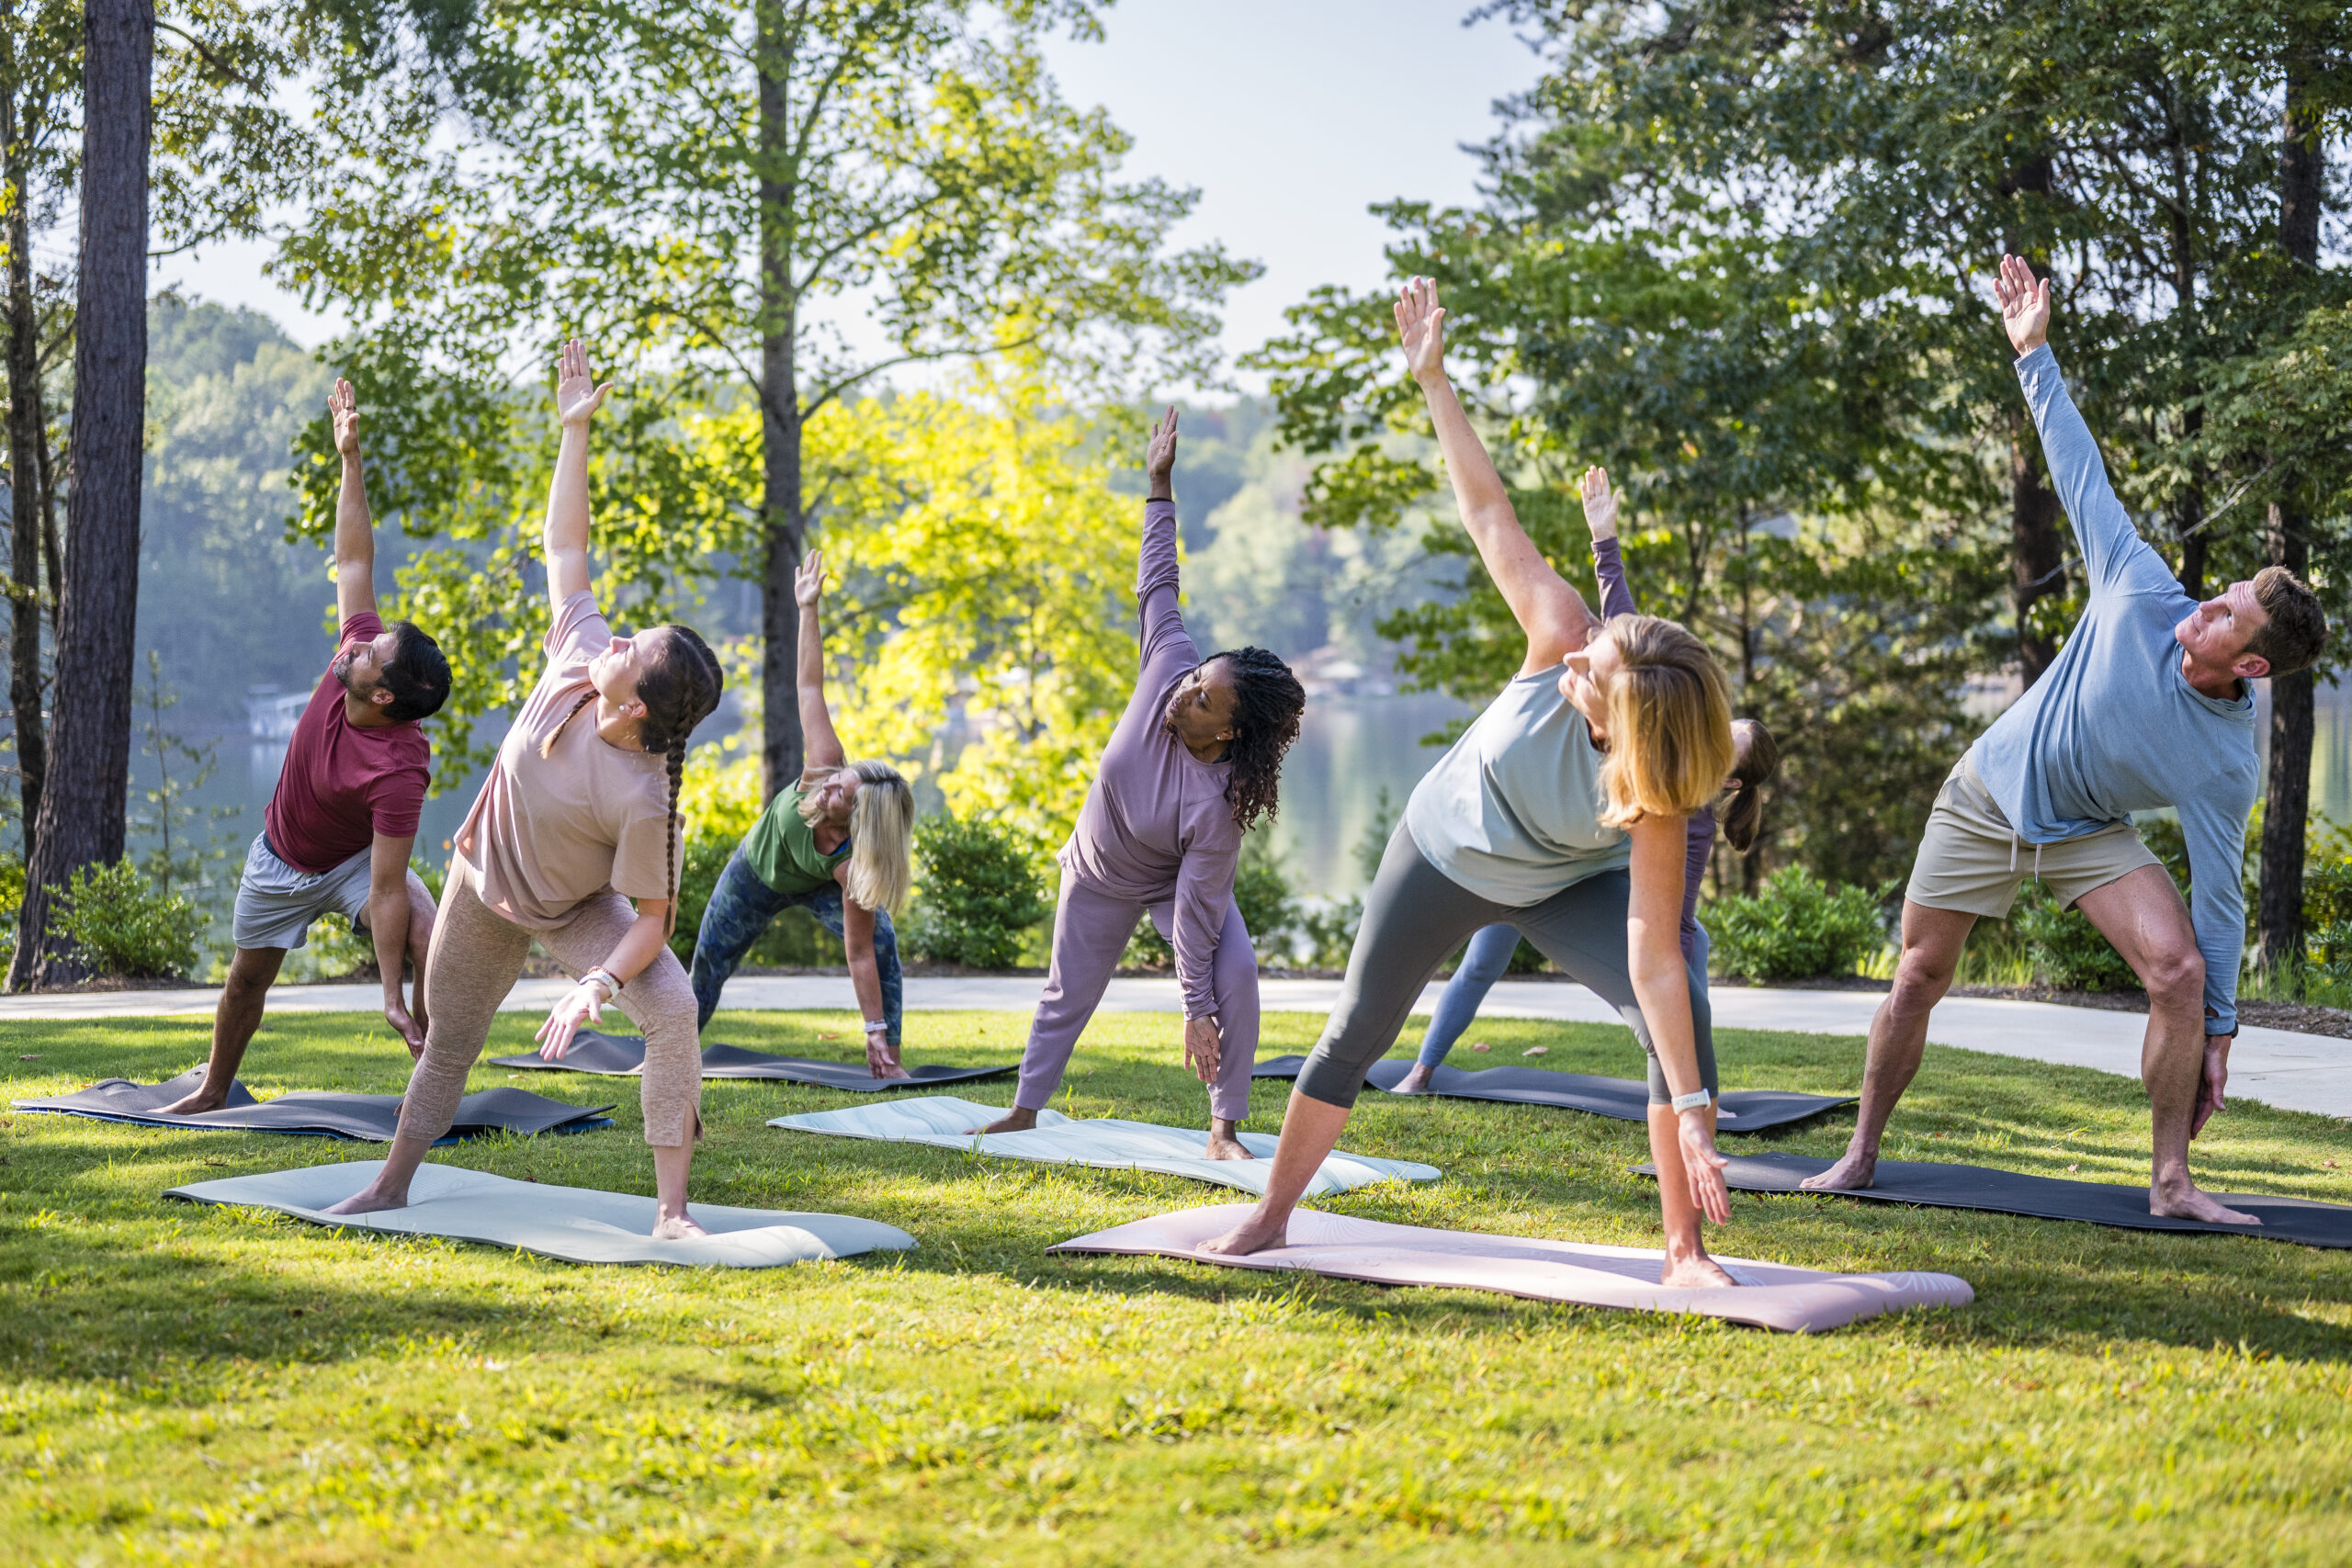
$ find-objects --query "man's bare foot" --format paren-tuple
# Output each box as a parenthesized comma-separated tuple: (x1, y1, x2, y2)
(322, 1186, 409, 1216)
(972, 1107, 1038, 1135)
(157, 1090, 228, 1118)
(1660, 1251, 1737, 1288)
(1200, 1206, 1289, 1256)
(2151, 1181, 2260, 1225)
(651, 1212, 709, 1241)
(1799, 1147, 1879, 1191)
(1391, 1062, 1438, 1095)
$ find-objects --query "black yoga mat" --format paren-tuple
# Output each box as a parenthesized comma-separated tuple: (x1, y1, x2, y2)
(14, 1068, 614, 1144)
(1653, 1150, 2352, 1249)
(491, 1030, 1014, 1092)
(1250, 1055, 1853, 1134)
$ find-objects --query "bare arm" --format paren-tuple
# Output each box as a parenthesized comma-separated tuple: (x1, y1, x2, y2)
(837, 888, 899, 1077)
(541, 338, 614, 615)
(328, 380, 378, 624)
(796, 550, 845, 772)
(1396, 279, 1595, 673)
(1628, 813, 1729, 1222)
(367, 832, 421, 1051)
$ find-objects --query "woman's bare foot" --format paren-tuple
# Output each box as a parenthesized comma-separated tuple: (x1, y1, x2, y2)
(1201, 1204, 1290, 1256)
(2150, 1179, 2260, 1225)
(972, 1107, 1038, 1135)
(1204, 1117, 1254, 1160)
(1798, 1145, 1879, 1192)
(1391, 1062, 1438, 1095)
(870, 1056, 913, 1081)
(651, 1211, 709, 1240)
(1660, 1249, 1737, 1288)
(322, 1184, 409, 1216)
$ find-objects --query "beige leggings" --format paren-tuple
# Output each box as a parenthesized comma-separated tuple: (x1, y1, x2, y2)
(398, 856, 702, 1146)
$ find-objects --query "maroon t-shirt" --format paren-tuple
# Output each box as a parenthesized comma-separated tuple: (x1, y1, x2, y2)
(263, 612, 431, 874)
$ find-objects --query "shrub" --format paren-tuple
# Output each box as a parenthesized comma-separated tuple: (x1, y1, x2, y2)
(48, 856, 208, 979)
(1126, 833, 1301, 969)
(906, 812, 1048, 969)
(2012, 886, 2139, 991)
(0, 850, 21, 976)
(1704, 867, 1887, 981)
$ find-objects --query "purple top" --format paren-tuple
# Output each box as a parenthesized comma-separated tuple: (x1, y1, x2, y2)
(1059, 498, 1241, 1020)
(1592, 536, 1715, 961)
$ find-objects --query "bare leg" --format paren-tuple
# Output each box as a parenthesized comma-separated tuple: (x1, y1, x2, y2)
(650, 1141, 706, 1238)
(2075, 866, 2257, 1225)
(324, 1131, 435, 1213)
(1802, 899, 1976, 1191)
(1650, 1102, 1734, 1286)
(161, 947, 287, 1114)
(1201, 1091, 1351, 1254)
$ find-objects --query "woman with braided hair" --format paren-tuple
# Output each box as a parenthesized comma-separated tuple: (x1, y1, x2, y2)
(976, 409, 1306, 1159)
(331, 340, 724, 1237)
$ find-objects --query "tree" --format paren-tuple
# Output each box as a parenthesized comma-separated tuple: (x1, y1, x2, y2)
(281, 0, 1252, 801)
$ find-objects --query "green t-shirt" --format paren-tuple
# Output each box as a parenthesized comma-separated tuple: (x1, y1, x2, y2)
(742, 785, 851, 895)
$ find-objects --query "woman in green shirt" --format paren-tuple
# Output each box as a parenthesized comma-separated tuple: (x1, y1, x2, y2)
(688, 551, 915, 1077)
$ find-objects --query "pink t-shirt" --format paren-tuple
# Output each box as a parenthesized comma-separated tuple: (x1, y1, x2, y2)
(263, 612, 430, 874)
(453, 591, 679, 930)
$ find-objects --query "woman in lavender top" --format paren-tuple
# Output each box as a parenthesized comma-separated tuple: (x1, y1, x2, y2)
(1397, 468, 1779, 1091)
(975, 410, 1306, 1158)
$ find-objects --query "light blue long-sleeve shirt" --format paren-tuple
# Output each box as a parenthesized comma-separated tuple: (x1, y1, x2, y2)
(1968, 344, 2258, 1032)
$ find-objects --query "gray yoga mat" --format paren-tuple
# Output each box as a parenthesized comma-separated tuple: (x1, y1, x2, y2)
(165, 1160, 917, 1267)
(1251, 1055, 1853, 1134)
(15, 1068, 613, 1143)
(1653, 1151, 2352, 1248)
(1051, 1204, 1973, 1334)
(492, 1030, 1013, 1091)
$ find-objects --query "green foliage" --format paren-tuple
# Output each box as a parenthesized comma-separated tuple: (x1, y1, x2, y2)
(0, 850, 20, 975)
(1125, 832, 1302, 971)
(906, 812, 1048, 970)
(1704, 869, 1888, 982)
(2013, 887, 2141, 994)
(46, 858, 207, 980)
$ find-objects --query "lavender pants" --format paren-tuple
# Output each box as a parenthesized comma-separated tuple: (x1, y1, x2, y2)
(1016, 871, 1261, 1122)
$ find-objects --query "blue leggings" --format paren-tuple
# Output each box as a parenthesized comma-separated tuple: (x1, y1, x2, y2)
(1414, 919, 1714, 1068)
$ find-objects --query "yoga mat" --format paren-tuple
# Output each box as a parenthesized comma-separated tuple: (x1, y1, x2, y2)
(166, 1160, 917, 1268)
(1250, 1055, 1852, 1134)
(1050, 1205, 1972, 1333)
(1675, 1151, 2352, 1249)
(15, 1069, 614, 1144)
(492, 1030, 1012, 1091)
(770, 1096, 1440, 1198)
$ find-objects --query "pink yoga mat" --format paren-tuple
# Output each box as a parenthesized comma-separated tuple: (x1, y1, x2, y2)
(1050, 1205, 1973, 1333)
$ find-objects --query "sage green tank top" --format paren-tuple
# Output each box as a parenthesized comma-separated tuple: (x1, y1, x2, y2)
(741, 785, 851, 895)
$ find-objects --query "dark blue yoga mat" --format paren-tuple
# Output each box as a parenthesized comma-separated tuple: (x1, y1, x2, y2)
(492, 1030, 1013, 1092)
(15, 1068, 615, 1144)
(1250, 1055, 1852, 1134)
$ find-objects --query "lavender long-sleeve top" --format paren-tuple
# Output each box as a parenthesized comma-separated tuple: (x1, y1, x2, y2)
(1058, 498, 1241, 1020)
(1591, 536, 1715, 961)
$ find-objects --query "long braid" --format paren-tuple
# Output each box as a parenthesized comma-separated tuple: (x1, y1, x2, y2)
(662, 742, 685, 937)
(540, 689, 597, 758)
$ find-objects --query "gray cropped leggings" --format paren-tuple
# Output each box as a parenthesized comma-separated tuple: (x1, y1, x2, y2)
(1295, 825, 1715, 1110)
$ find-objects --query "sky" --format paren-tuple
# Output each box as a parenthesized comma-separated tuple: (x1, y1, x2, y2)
(160, 0, 1547, 382)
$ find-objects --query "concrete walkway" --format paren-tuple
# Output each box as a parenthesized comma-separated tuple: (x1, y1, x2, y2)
(6, 973, 2346, 1119)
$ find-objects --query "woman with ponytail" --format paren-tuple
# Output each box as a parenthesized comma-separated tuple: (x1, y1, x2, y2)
(1396, 468, 1780, 1090)
(331, 341, 723, 1237)
(976, 408, 1306, 1159)
(688, 549, 914, 1077)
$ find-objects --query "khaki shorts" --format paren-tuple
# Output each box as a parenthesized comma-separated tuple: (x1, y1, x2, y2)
(1905, 756, 2161, 918)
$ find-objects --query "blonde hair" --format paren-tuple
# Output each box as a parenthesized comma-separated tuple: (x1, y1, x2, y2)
(797, 760, 913, 915)
(1595, 615, 1736, 829)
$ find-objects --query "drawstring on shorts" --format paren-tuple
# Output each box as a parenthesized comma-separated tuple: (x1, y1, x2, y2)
(2008, 835, 2043, 880)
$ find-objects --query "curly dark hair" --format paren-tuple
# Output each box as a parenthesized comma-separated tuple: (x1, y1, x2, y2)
(1208, 646, 1306, 831)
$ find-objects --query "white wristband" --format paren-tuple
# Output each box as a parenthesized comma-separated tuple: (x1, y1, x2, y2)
(1669, 1088, 1713, 1113)
(863, 1020, 888, 1034)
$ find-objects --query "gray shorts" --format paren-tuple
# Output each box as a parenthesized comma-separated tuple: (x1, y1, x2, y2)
(231, 833, 374, 952)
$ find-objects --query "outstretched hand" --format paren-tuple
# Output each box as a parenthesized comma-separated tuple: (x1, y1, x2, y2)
(2192, 1033, 2232, 1138)
(1579, 465, 1618, 541)
(556, 337, 615, 428)
(1679, 1112, 1732, 1224)
(795, 548, 827, 608)
(1183, 1015, 1221, 1084)
(1995, 254, 2051, 358)
(329, 378, 363, 460)
(1146, 406, 1178, 497)
(1395, 276, 1448, 383)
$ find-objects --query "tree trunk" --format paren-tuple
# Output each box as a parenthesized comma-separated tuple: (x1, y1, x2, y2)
(9, 0, 149, 989)
(2255, 57, 2324, 975)
(4, 87, 49, 859)
(2000, 169, 2065, 688)
(753, 0, 804, 805)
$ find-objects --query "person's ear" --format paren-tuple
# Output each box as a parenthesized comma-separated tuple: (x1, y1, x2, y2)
(368, 685, 395, 707)
(2233, 651, 2272, 681)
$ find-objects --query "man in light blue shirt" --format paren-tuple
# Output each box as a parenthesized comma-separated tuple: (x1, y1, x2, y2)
(1806, 256, 2327, 1226)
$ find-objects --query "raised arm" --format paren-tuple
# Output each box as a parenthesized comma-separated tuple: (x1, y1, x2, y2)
(1134, 408, 1199, 674)
(328, 380, 378, 624)
(1397, 279, 1595, 673)
(1581, 465, 1638, 622)
(541, 338, 614, 615)
(795, 549, 845, 772)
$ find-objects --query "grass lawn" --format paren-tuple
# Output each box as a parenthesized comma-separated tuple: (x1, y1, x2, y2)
(4, 1006, 2351, 1564)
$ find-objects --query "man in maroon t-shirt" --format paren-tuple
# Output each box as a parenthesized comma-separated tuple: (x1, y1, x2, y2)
(162, 380, 454, 1114)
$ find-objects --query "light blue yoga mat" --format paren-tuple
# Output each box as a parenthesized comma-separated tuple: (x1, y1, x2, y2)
(770, 1096, 1442, 1198)
(165, 1160, 917, 1268)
